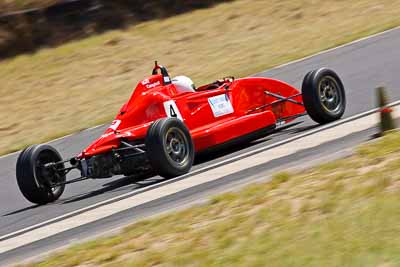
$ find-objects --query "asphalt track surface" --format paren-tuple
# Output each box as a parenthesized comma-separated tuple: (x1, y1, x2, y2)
(1, 27, 400, 265)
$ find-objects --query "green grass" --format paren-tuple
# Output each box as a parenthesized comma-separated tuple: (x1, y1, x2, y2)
(20, 131, 400, 267)
(2, 0, 400, 155)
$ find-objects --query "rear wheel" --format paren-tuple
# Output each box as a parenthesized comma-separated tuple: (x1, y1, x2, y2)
(302, 68, 346, 124)
(16, 145, 66, 205)
(145, 118, 194, 178)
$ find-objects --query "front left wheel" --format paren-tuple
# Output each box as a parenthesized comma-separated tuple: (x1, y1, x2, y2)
(145, 118, 194, 178)
(16, 144, 66, 205)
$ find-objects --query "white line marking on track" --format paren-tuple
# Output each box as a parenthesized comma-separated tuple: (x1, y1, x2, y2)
(2, 102, 394, 242)
(1, 102, 399, 254)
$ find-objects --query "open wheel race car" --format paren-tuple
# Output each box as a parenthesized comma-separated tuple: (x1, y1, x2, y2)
(16, 62, 346, 204)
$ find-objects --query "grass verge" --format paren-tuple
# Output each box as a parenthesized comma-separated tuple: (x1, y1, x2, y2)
(0, 0, 57, 11)
(19, 131, 400, 267)
(1, 0, 400, 155)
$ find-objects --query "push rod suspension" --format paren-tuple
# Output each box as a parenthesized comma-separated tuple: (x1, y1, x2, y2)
(264, 92, 303, 106)
(52, 176, 89, 187)
(247, 92, 303, 114)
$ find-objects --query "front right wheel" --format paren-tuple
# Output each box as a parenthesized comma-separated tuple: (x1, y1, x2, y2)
(145, 118, 194, 178)
(302, 68, 346, 124)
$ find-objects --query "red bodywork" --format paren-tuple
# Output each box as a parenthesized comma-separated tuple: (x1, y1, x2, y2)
(80, 74, 305, 158)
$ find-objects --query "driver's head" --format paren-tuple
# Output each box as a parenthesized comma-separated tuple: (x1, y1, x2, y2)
(172, 76, 196, 92)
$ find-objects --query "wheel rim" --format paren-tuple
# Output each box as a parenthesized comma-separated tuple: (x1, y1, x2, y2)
(318, 76, 343, 114)
(34, 150, 64, 195)
(164, 127, 190, 167)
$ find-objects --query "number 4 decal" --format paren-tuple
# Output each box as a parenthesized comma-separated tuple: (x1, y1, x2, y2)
(163, 100, 183, 121)
(169, 105, 177, 118)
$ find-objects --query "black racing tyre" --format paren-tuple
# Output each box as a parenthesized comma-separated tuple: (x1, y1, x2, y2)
(145, 118, 194, 178)
(16, 144, 66, 205)
(302, 68, 346, 124)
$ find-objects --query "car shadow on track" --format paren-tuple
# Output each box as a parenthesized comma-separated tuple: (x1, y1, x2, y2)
(60, 172, 158, 204)
(284, 124, 320, 135)
(194, 138, 272, 165)
(2, 204, 41, 216)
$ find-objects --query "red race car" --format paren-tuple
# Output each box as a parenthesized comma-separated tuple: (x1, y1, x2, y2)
(16, 62, 346, 204)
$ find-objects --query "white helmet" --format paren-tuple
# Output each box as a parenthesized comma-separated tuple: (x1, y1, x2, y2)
(172, 76, 196, 92)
